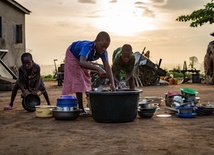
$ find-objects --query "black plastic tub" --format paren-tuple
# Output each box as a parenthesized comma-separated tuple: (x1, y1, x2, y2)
(87, 89, 142, 123)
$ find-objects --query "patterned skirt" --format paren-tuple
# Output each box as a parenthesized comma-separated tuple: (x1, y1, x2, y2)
(62, 47, 91, 95)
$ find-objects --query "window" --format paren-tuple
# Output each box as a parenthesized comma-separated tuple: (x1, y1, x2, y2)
(0, 16, 2, 38)
(13, 24, 22, 43)
(16, 24, 22, 43)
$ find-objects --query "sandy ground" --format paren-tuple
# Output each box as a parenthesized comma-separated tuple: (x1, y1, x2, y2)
(0, 81, 214, 155)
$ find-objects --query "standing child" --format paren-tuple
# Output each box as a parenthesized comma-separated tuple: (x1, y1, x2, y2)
(62, 31, 116, 116)
(4, 53, 51, 110)
(112, 44, 136, 89)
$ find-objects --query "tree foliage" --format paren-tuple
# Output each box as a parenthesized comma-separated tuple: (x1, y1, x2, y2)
(189, 56, 198, 69)
(176, 0, 214, 27)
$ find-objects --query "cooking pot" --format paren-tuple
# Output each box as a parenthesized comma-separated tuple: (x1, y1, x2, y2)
(87, 89, 142, 123)
(35, 105, 56, 118)
(22, 94, 41, 112)
(52, 109, 82, 120)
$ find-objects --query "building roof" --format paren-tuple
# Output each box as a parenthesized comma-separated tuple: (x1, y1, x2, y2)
(4, 0, 31, 14)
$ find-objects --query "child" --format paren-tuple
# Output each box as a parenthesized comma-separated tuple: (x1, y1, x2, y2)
(62, 31, 116, 116)
(112, 44, 136, 89)
(4, 53, 51, 110)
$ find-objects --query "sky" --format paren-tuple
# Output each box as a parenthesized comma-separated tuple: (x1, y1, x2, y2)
(17, 0, 213, 72)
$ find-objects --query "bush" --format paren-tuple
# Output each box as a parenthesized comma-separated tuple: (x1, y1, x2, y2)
(42, 74, 54, 81)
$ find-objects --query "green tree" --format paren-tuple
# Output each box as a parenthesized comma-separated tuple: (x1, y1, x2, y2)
(189, 56, 198, 69)
(176, 0, 214, 27)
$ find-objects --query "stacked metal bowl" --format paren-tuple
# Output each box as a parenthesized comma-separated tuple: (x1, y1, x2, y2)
(52, 95, 81, 120)
(138, 99, 157, 118)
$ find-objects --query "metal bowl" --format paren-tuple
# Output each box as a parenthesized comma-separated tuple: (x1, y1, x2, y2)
(194, 106, 214, 115)
(145, 96, 163, 105)
(52, 109, 82, 120)
(138, 111, 154, 118)
(22, 94, 41, 112)
(138, 106, 157, 113)
(138, 99, 153, 108)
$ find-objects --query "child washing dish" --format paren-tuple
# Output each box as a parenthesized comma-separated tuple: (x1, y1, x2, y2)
(4, 52, 51, 110)
(62, 31, 116, 116)
(112, 44, 136, 89)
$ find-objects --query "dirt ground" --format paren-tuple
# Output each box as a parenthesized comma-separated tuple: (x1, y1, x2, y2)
(0, 81, 214, 155)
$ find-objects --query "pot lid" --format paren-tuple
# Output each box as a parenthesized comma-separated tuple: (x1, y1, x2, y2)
(58, 95, 77, 100)
(180, 88, 198, 95)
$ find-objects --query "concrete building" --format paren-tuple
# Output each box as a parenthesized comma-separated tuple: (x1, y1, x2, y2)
(0, 0, 30, 72)
(0, 0, 30, 90)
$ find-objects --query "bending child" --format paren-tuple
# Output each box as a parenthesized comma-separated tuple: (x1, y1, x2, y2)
(4, 53, 51, 110)
(112, 44, 136, 89)
(62, 31, 116, 116)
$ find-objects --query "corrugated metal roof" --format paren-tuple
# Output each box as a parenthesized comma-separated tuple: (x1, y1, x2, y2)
(4, 0, 31, 14)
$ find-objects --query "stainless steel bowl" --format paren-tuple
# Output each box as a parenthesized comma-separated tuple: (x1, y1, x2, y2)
(52, 109, 82, 120)
(138, 111, 154, 118)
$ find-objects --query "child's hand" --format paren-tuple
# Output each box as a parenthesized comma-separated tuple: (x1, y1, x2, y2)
(98, 67, 106, 77)
(21, 92, 27, 98)
(110, 85, 116, 91)
(31, 91, 38, 95)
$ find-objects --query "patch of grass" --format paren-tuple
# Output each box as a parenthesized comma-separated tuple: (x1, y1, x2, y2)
(42, 74, 54, 81)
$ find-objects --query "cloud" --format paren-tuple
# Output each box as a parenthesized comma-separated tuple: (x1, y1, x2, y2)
(135, 5, 155, 18)
(55, 21, 76, 28)
(78, 0, 96, 4)
(134, 1, 156, 18)
(109, 0, 117, 3)
(154, 0, 209, 10)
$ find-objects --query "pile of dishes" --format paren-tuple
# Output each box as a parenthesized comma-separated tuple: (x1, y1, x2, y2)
(138, 99, 157, 118)
(165, 88, 199, 118)
(52, 95, 81, 120)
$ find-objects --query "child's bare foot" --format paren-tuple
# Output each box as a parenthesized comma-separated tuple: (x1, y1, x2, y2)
(79, 111, 91, 117)
(4, 105, 13, 110)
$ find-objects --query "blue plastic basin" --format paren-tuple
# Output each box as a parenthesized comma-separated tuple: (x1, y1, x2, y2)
(57, 95, 78, 107)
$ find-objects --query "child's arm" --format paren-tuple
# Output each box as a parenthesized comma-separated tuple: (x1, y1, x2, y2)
(103, 61, 116, 91)
(79, 56, 106, 76)
(18, 68, 28, 97)
(32, 66, 42, 94)
(124, 57, 135, 83)
(112, 57, 120, 84)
